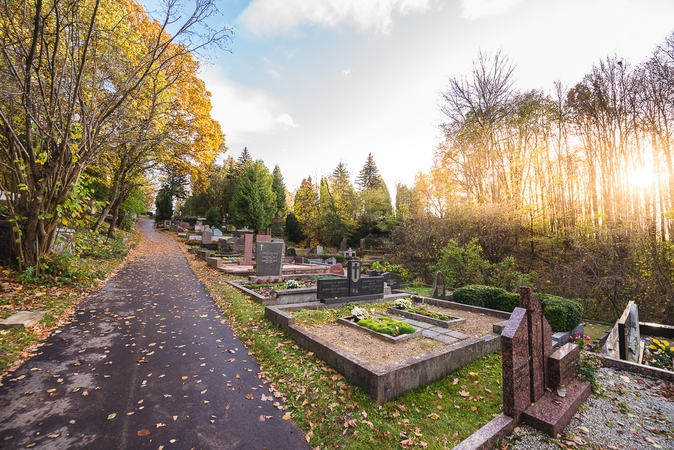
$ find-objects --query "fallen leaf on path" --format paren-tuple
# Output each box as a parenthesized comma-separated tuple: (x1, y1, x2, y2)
(137, 429, 150, 437)
(155, 423, 166, 428)
(107, 413, 117, 420)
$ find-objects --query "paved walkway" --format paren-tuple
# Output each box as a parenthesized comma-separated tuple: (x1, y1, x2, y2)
(0, 221, 308, 449)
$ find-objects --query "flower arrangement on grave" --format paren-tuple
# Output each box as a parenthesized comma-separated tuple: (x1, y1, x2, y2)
(644, 338, 674, 370)
(284, 279, 300, 289)
(569, 331, 591, 349)
(351, 306, 369, 321)
(394, 298, 413, 309)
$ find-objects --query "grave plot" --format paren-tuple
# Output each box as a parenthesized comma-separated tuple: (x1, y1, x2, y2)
(600, 300, 674, 381)
(264, 299, 507, 403)
(228, 276, 340, 305)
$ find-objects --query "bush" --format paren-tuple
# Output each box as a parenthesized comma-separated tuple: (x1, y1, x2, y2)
(538, 294, 583, 333)
(370, 261, 411, 282)
(452, 285, 519, 312)
(453, 285, 582, 332)
(321, 253, 345, 263)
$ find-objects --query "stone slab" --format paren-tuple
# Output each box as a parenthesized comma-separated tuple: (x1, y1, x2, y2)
(434, 335, 459, 344)
(547, 342, 580, 389)
(317, 278, 349, 300)
(453, 413, 517, 450)
(256, 242, 284, 277)
(0, 311, 46, 329)
(522, 378, 591, 437)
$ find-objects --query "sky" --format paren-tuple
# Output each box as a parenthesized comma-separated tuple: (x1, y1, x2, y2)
(181, 0, 674, 194)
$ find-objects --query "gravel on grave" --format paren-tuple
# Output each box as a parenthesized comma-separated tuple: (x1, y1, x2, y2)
(303, 306, 504, 368)
(503, 367, 674, 450)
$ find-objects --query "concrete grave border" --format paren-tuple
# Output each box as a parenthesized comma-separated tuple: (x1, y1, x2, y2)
(265, 300, 504, 404)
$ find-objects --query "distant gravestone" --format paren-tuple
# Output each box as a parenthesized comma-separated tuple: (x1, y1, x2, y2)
(340, 238, 348, 252)
(194, 224, 204, 233)
(305, 238, 311, 249)
(431, 271, 445, 299)
(324, 256, 337, 266)
(202, 229, 213, 245)
(213, 228, 223, 237)
(285, 248, 297, 257)
(382, 272, 402, 289)
(359, 239, 365, 251)
(256, 242, 284, 277)
(218, 238, 233, 254)
(316, 245, 324, 255)
(163, 220, 171, 228)
(242, 233, 254, 264)
(257, 234, 271, 243)
(343, 248, 356, 258)
(328, 263, 344, 276)
(348, 260, 362, 296)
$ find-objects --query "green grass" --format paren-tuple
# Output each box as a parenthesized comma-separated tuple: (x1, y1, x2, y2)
(405, 306, 455, 321)
(187, 253, 505, 449)
(358, 316, 416, 336)
(583, 323, 611, 342)
(404, 286, 432, 297)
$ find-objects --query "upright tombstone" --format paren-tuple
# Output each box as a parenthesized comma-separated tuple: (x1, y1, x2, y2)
(316, 245, 324, 255)
(242, 233, 254, 264)
(285, 248, 297, 257)
(305, 238, 311, 249)
(382, 272, 402, 289)
(202, 229, 213, 245)
(328, 263, 345, 276)
(257, 234, 271, 243)
(256, 241, 284, 277)
(500, 287, 591, 436)
(340, 238, 348, 253)
(619, 301, 642, 363)
(212, 228, 223, 237)
(430, 271, 446, 299)
(347, 260, 362, 296)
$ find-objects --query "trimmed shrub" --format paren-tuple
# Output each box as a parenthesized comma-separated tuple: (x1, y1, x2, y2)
(538, 294, 583, 333)
(452, 285, 582, 332)
(452, 285, 519, 312)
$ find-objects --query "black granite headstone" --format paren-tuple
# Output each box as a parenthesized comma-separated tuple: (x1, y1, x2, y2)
(348, 260, 362, 296)
(317, 278, 349, 299)
(285, 248, 297, 257)
(382, 272, 402, 289)
(361, 276, 384, 295)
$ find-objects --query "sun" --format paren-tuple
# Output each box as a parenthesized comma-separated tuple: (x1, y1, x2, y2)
(627, 166, 652, 189)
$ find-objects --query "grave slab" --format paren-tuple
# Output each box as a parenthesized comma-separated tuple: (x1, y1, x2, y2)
(0, 311, 46, 329)
(547, 342, 580, 389)
(521, 378, 591, 437)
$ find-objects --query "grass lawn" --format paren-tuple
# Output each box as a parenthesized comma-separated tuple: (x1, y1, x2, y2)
(184, 245, 505, 449)
(403, 286, 433, 297)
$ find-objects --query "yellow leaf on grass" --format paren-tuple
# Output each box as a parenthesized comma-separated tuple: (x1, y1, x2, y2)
(459, 391, 470, 397)
(282, 413, 292, 420)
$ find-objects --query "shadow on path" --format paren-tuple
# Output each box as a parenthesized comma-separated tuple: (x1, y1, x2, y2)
(0, 221, 309, 449)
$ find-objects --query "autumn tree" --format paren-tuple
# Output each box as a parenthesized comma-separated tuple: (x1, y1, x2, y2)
(0, 0, 232, 269)
(293, 177, 319, 244)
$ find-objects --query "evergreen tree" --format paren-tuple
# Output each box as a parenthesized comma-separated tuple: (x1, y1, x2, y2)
(359, 175, 396, 235)
(155, 188, 173, 221)
(229, 161, 276, 233)
(395, 182, 415, 222)
(330, 161, 358, 220)
(285, 212, 305, 243)
(293, 177, 320, 244)
(271, 165, 287, 216)
(237, 147, 253, 166)
(355, 153, 381, 191)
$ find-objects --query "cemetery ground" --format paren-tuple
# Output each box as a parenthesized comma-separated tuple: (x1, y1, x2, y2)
(0, 222, 671, 449)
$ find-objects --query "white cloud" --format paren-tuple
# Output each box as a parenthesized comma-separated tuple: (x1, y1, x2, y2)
(342, 68, 352, 76)
(198, 67, 296, 143)
(267, 68, 280, 79)
(460, 0, 524, 19)
(274, 113, 298, 129)
(237, 0, 431, 37)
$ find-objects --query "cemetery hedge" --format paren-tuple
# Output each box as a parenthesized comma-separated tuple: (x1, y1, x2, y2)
(452, 285, 582, 332)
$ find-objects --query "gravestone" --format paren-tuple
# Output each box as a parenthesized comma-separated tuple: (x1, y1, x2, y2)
(256, 242, 284, 277)
(328, 263, 344, 276)
(317, 278, 349, 299)
(218, 238, 233, 254)
(340, 238, 348, 252)
(501, 287, 591, 436)
(382, 272, 402, 289)
(213, 228, 223, 237)
(285, 248, 297, 257)
(232, 236, 245, 254)
(361, 276, 384, 295)
(308, 247, 316, 255)
(257, 234, 271, 243)
(343, 248, 356, 258)
(305, 238, 311, 249)
(431, 271, 446, 299)
(359, 239, 365, 251)
(316, 245, 324, 255)
(348, 260, 362, 296)
(194, 224, 204, 233)
(202, 229, 213, 245)
(619, 301, 642, 363)
(242, 233, 254, 264)
(324, 256, 337, 266)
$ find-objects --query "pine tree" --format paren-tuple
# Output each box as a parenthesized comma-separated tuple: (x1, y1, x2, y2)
(229, 161, 276, 233)
(356, 153, 381, 191)
(271, 165, 287, 216)
(293, 177, 320, 244)
(330, 161, 358, 220)
(155, 188, 173, 221)
(237, 147, 253, 166)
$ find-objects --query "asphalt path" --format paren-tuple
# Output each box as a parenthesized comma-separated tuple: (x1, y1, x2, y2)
(0, 221, 309, 449)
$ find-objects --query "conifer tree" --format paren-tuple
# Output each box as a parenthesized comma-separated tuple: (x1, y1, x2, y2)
(229, 161, 276, 233)
(293, 177, 320, 244)
(356, 153, 381, 191)
(272, 165, 287, 216)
